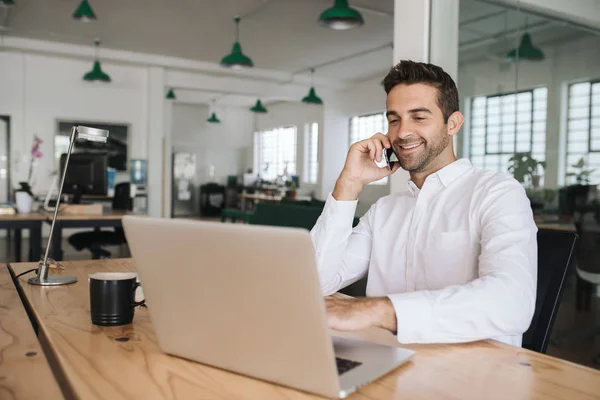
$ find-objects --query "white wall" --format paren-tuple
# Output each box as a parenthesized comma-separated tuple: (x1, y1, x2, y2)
(171, 103, 254, 188)
(458, 34, 600, 188)
(0, 52, 147, 195)
(0, 50, 180, 217)
(255, 102, 323, 198)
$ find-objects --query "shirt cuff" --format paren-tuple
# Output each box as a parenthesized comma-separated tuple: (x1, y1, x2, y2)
(323, 193, 358, 226)
(387, 292, 435, 343)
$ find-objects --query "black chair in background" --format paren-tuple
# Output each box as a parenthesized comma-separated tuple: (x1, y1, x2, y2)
(68, 182, 132, 259)
(522, 229, 578, 353)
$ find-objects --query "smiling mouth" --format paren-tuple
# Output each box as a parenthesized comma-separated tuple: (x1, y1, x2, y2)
(398, 142, 423, 150)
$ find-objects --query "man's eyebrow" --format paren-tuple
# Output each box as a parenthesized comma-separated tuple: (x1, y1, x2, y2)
(386, 108, 433, 117)
(408, 107, 432, 114)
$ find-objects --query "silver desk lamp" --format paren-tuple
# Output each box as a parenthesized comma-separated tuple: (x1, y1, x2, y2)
(28, 126, 109, 286)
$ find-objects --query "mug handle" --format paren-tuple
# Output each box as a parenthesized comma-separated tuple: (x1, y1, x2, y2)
(132, 282, 146, 308)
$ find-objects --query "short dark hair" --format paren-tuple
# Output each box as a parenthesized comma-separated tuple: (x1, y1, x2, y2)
(383, 60, 459, 122)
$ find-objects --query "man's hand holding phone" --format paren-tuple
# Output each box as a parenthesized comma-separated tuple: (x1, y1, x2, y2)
(332, 133, 401, 201)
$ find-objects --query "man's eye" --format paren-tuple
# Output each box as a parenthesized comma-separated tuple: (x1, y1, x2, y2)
(388, 120, 399, 125)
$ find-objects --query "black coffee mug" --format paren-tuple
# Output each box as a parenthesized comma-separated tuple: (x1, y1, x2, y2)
(89, 272, 145, 326)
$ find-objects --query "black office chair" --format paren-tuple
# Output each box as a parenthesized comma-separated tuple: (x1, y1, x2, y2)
(522, 229, 578, 353)
(68, 182, 132, 259)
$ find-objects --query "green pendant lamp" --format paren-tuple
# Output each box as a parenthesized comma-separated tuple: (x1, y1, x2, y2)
(220, 17, 253, 69)
(73, 0, 96, 22)
(83, 40, 110, 83)
(207, 112, 221, 123)
(506, 33, 545, 62)
(207, 99, 221, 123)
(0, 0, 15, 5)
(302, 69, 323, 105)
(166, 89, 176, 100)
(318, 0, 364, 30)
(250, 99, 268, 113)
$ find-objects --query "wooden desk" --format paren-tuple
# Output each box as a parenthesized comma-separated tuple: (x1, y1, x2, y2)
(0, 265, 63, 399)
(9, 259, 600, 400)
(0, 213, 44, 262)
(535, 215, 577, 233)
(41, 210, 141, 260)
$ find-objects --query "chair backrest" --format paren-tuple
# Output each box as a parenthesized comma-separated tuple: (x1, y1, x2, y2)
(112, 182, 133, 211)
(250, 203, 324, 230)
(522, 229, 578, 353)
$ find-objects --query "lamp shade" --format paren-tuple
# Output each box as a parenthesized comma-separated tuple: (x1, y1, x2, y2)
(83, 60, 111, 82)
(220, 42, 254, 68)
(73, 0, 96, 21)
(318, 0, 364, 30)
(506, 33, 544, 62)
(302, 87, 323, 105)
(76, 126, 109, 143)
(250, 99, 268, 113)
(220, 17, 253, 68)
(0, 0, 15, 5)
(166, 89, 176, 100)
(207, 112, 221, 123)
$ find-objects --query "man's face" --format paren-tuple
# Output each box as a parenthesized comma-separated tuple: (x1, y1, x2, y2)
(385, 83, 451, 173)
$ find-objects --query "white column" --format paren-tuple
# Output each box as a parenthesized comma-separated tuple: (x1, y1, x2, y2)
(146, 67, 166, 217)
(390, 0, 460, 195)
(320, 95, 347, 200)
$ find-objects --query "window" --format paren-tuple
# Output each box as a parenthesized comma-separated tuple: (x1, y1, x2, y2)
(253, 126, 297, 181)
(349, 112, 388, 185)
(469, 87, 547, 175)
(565, 80, 600, 184)
(305, 122, 319, 184)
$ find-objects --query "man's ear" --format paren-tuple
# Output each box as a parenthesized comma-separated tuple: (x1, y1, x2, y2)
(447, 111, 465, 137)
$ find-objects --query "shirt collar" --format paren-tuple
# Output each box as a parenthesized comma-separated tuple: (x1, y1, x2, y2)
(405, 158, 473, 195)
(435, 158, 473, 187)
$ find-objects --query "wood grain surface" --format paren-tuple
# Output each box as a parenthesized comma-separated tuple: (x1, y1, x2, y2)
(9, 259, 600, 400)
(0, 265, 63, 400)
(0, 212, 46, 221)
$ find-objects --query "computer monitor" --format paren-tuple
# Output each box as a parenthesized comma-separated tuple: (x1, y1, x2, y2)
(60, 153, 108, 203)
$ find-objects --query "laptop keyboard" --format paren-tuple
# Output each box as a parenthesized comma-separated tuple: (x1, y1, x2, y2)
(336, 357, 362, 375)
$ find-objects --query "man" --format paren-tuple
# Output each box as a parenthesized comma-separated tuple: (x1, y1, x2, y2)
(310, 60, 537, 347)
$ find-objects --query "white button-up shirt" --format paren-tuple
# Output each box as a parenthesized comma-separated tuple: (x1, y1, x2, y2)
(310, 159, 537, 347)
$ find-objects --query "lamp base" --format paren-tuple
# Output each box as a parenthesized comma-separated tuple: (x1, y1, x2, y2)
(27, 275, 78, 286)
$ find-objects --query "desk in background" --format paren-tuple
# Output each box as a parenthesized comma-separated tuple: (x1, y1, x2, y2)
(535, 214, 577, 233)
(0, 213, 44, 262)
(8, 259, 600, 400)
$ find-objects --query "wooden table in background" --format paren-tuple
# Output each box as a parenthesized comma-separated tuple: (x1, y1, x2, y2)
(8, 259, 600, 400)
(41, 210, 142, 260)
(0, 212, 44, 262)
(0, 265, 63, 399)
(535, 215, 577, 233)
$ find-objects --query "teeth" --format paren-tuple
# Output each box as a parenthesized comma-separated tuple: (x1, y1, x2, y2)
(400, 143, 421, 149)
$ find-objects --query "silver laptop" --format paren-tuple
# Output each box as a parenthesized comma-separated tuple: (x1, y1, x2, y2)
(122, 216, 414, 399)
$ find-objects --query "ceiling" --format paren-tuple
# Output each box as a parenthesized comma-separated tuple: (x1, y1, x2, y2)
(0, 0, 596, 103)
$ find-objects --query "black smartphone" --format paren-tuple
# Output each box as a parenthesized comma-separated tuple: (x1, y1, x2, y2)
(383, 147, 397, 171)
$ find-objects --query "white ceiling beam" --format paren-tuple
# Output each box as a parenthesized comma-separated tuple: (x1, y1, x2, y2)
(166, 70, 333, 103)
(1, 36, 350, 90)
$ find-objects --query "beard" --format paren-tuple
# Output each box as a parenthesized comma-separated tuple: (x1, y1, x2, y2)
(393, 132, 451, 173)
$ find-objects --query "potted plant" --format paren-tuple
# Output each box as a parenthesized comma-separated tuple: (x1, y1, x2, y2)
(507, 152, 546, 187)
(283, 175, 300, 200)
(563, 157, 596, 213)
(14, 134, 43, 213)
(566, 157, 595, 185)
